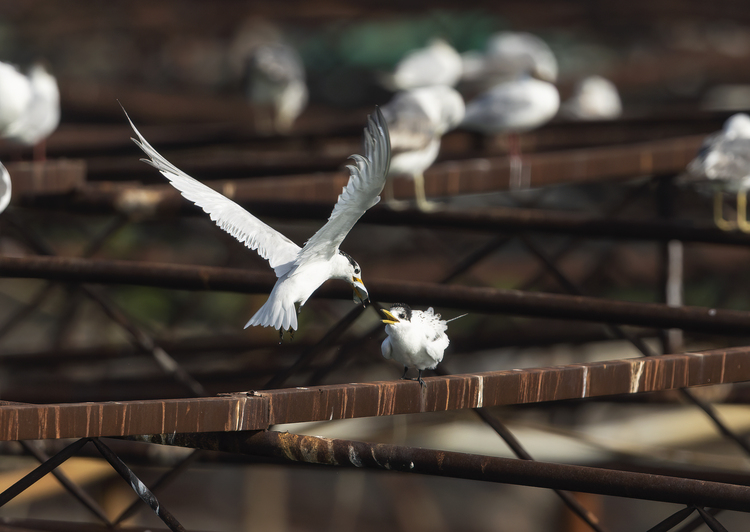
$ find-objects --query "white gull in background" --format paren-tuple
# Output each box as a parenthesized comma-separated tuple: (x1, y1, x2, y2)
(126, 108, 390, 339)
(380, 303, 464, 386)
(245, 42, 308, 134)
(680, 113, 750, 232)
(0, 162, 10, 213)
(382, 38, 463, 91)
(462, 74, 559, 187)
(461, 31, 558, 91)
(380, 85, 465, 211)
(0, 61, 60, 160)
(561, 75, 622, 121)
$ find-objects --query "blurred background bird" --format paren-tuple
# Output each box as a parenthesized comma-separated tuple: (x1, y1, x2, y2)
(381, 38, 463, 91)
(0, 161, 10, 214)
(381, 85, 465, 211)
(679, 113, 750, 231)
(560, 75, 623, 121)
(244, 42, 308, 135)
(0, 61, 60, 160)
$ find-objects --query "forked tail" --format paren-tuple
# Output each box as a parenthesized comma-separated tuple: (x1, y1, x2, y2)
(244, 296, 298, 332)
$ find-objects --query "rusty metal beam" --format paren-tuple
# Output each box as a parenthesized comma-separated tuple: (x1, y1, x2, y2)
(134, 430, 750, 513)
(1, 255, 749, 335)
(0, 347, 748, 441)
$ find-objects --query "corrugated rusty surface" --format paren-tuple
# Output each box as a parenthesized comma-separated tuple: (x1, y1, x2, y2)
(0, 396, 268, 442)
(1, 347, 748, 441)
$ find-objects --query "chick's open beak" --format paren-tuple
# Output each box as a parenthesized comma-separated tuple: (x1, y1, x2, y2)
(379, 308, 400, 325)
(352, 277, 369, 306)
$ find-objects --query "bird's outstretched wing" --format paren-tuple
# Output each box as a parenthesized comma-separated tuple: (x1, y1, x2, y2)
(295, 108, 390, 264)
(124, 109, 301, 277)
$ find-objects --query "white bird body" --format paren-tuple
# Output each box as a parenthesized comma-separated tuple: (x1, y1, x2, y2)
(0, 161, 11, 213)
(561, 75, 622, 121)
(387, 39, 463, 90)
(381, 85, 465, 209)
(0, 62, 60, 146)
(683, 113, 750, 193)
(126, 108, 390, 334)
(380, 304, 451, 384)
(462, 76, 560, 134)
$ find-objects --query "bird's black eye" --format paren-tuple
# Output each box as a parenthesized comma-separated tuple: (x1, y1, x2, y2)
(355, 267, 360, 274)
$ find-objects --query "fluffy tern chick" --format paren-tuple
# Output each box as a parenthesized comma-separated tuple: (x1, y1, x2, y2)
(380, 303, 464, 386)
(126, 107, 390, 339)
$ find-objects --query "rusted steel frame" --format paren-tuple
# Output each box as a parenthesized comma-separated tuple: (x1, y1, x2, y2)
(113, 449, 201, 526)
(471, 406, 607, 532)
(137, 430, 750, 513)
(4, 255, 750, 336)
(19, 441, 112, 526)
(5, 222, 207, 398)
(0, 518, 192, 532)
(2, 348, 750, 441)
(520, 234, 750, 457)
(0, 438, 89, 508)
(91, 439, 186, 532)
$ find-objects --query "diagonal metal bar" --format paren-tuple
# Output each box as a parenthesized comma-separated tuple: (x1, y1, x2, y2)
(92, 438, 186, 532)
(20, 440, 112, 525)
(696, 507, 729, 532)
(113, 449, 202, 526)
(519, 234, 750, 458)
(6, 219, 207, 397)
(646, 506, 696, 532)
(0, 438, 90, 507)
(675, 508, 722, 532)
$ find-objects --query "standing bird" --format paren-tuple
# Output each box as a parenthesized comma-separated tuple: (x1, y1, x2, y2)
(126, 107, 390, 339)
(560, 75, 622, 121)
(0, 161, 10, 213)
(380, 303, 464, 386)
(245, 42, 308, 134)
(383, 38, 463, 91)
(381, 85, 465, 211)
(680, 113, 750, 232)
(462, 75, 559, 188)
(0, 61, 60, 160)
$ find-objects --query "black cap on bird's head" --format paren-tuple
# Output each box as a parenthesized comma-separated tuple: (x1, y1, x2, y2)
(379, 303, 412, 324)
(339, 250, 369, 306)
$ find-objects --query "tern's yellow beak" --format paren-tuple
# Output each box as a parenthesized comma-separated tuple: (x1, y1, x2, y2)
(379, 308, 400, 325)
(352, 277, 369, 305)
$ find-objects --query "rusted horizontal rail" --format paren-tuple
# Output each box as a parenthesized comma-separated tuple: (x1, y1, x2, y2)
(0, 347, 748, 441)
(137, 430, 750, 513)
(1, 255, 748, 335)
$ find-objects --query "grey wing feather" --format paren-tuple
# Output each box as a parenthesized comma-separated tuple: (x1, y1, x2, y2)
(684, 135, 750, 183)
(296, 108, 391, 263)
(124, 108, 301, 277)
(381, 93, 437, 154)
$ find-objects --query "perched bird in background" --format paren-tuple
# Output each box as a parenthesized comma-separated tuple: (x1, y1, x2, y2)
(382, 38, 463, 91)
(679, 113, 750, 232)
(380, 303, 465, 386)
(461, 31, 558, 91)
(245, 42, 308, 134)
(126, 107, 390, 339)
(0, 61, 60, 160)
(0, 161, 11, 213)
(561, 75, 622, 121)
(381, 85, 465, 211)
(462, 75, 559, 187)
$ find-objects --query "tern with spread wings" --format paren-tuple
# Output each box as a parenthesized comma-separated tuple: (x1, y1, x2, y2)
(126, 108, 390, 338)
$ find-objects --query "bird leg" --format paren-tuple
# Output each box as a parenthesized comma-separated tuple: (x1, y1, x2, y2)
(737, 190, 750, 233)
(416, 369, 425, 388)
(400, 366, 409, 379)
(413, 172, 438, 212)
(33, 139, 47, 162)
(278, 328, 284, 344)
(714, 191, 736, 231)
(508, 132, 524, 190)
(289, 328, 295, 341)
